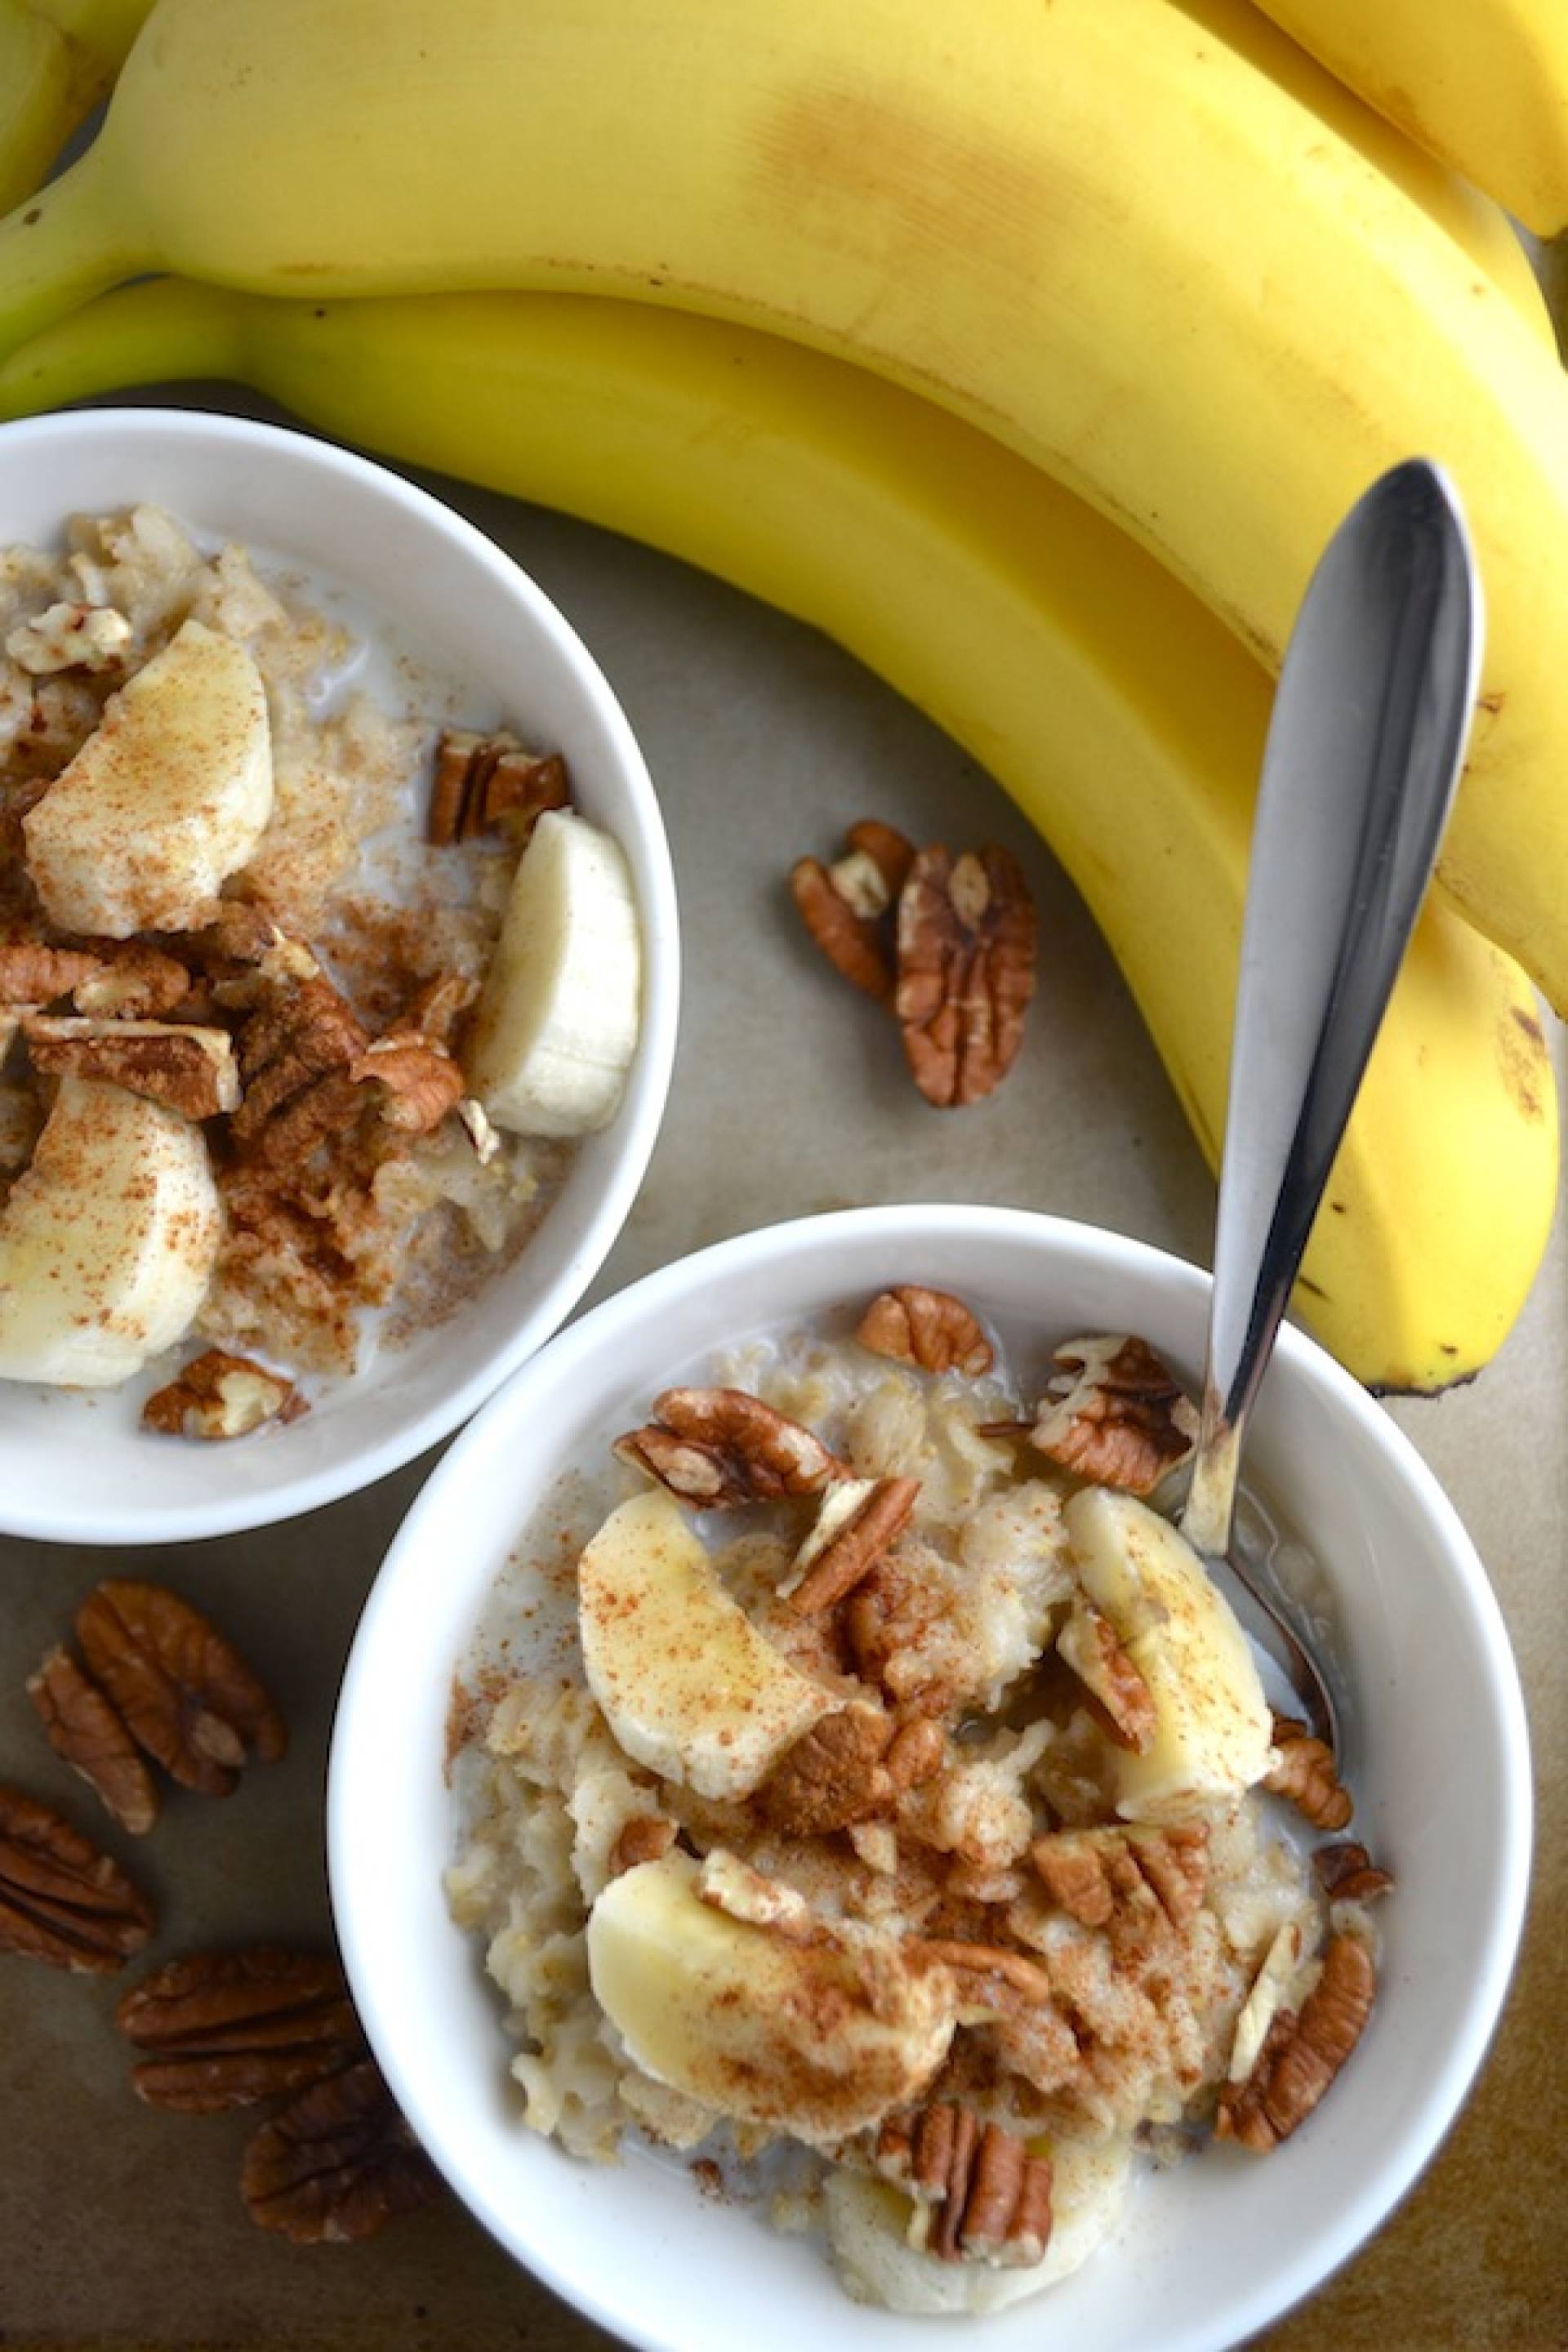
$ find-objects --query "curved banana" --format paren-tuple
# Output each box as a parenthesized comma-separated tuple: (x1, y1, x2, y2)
(1, 1, 1567, 1003)
(0, 0, 152, 214)
(0, 278, 1551, 1391)
(1175, 0, 1555, 348)
(1251, 0, 1568, 238)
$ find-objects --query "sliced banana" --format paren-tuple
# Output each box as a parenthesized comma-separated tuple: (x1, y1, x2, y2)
(22, 618, 274, 937)
(577, 1490, 836, 1800)
(467, 808, 642, 1136)
(586, 1851, 955, 2139)
(0, 1078, 221, 1387)
(823, 2133, 1133, 2314)
(1063, 1487, 1272, 1819)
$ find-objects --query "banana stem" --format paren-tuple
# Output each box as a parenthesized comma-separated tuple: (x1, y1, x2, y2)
(0, 146, 145, 356)
(0, 274, 241, 412)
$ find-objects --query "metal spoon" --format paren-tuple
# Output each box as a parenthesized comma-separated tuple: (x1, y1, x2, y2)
(1181, 457, 1482, 1757)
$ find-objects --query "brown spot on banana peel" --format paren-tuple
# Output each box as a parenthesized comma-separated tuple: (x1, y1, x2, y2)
(1499, 1001, 1549, 1121)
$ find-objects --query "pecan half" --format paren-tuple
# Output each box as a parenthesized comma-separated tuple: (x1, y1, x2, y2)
(1263, 1715, 1352, 1831)
(231, 973, 368, 1143)
(1031, 1824, 1209, 1934)
(72, 942, 191, 1019)
(118, 1948, 364, 2111)
(240, 2059, 442, 2243)
(428, 728, 570, 847)
(26, 1647, 158, 1835)
(23, 1014, 239, 1119)
(875, 2105, 1052, 2265)
(1216, 1935, 1375, 2152)
(788, 1476, 921, 1615)
(855, 1285, 994, 1378)
(141, 1350, 302, 1442)
(1313, 1842, 1394, 1904)
(0, 1787, 154, 1971)
(1005, 1334, 1199, 1495)
(350, 1034, 466, 1134)
(76, 1581, 287, 1798)
(0, 942, 102, 1004)
(614, 1387, 849, 1506)
(894, 844, 1036, 1107)
(912, 1939, 1058, 2009)
(1054, 1600, 1156, 1753)
(758, 1706, 895, 1837)
(790, 820, 916, 1002)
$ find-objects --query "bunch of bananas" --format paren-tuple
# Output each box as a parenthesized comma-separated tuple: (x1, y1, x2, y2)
(0, 0, 1560, 1392)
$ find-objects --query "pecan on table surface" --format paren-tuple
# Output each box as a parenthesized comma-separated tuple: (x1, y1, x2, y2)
(0, 1787, 154, 1971)
(614, 1387, 849, 1507)
(427, 728, 571, 848)
(1263, 1714, 1353, 1831)
(118, 1948, 364, 2111)
(26, 1646, 158, 1836)
(1217, 1935, 1376, 2153)
(22, 1015, 239, 1120)
(790, 820, 916, 1003)
(142, 1349, 302, 1442)
(855, 1285, 994, 1378)
(894, 844, 1036, 1108)
(995, 1334, 1199, 1495)
(241, 2059, 443, 2243)
(875, 2104, 1053, 2265)
(75, 1581, 287, 1798)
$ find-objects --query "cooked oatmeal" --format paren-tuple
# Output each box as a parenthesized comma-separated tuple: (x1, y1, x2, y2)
(0, 505, 638, 1418)
(446, 1297, 1386, 2314)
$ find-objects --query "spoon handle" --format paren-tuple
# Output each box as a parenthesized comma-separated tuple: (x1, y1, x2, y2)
(1183, 459, 1482, 1560)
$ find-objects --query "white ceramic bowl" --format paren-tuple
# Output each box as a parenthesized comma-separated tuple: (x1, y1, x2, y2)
(0, 407, 679, 1544)
(327, 1204, 1530, 2352)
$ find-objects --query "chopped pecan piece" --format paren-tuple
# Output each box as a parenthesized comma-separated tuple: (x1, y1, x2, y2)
(0, 1787, 154, 1971)
(790, 820, 916, 1002)
(76, 1581, 287, 1799)
(788, 1476, 921, 1615)
(350, 1034, 466, 1134)
(1004, 1334, 1199, 1495)
(402, 969, 478, 1046)
(232, 973, 368, 1142)
(758, 1706, 895, 1836)
(1313, 1842, 1394, 1904)
(142, 1350, 302, 1441)
(1031, 1824, 1209, 1935)
(428, 728, 570, 847)
(1054, 1599, 1157, 1753)
(912, 1939, 1058, 2008)
(0, 942, 103, 1004)
(1217, 1935, 1375, 2152)
(885, 1716, 947, 1792)
(117, 1948, 364, 2111)
(1263, 1714, 1352, 1831)
(856, 1285, 994, 1378)
(875, 2105, 1052, 2265)
(23, 1015, 238, 1119)
(240, 2059, 442, 2243)
(25, 1647, 158, 1835)
(5, 600, 131, 675)
(72, 942, 191, 1019)
(894, 844, 1036, 1107)
(608, 1816, 677, 1878)
(614, 1387, 849, 1507)
(697, 1850, 817, 1941)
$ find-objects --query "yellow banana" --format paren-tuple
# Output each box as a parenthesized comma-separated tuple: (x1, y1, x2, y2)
(0, 0, 152, 214)
(0, 2, 1566, 1012)
(1174, 0, 1556, 349)
(0, 278, 1552, 1391)
(1251, 0, 1568, 238)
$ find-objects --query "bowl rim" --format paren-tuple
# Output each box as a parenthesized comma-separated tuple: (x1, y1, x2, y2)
(0, 406, 681, 1545)
(327, 1200, 1532, 2352)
